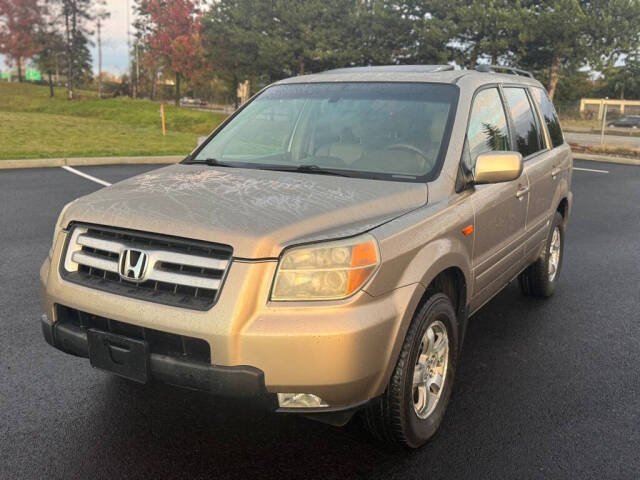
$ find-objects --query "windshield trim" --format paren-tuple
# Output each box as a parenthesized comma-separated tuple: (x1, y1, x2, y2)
(185, 81, 460, 183)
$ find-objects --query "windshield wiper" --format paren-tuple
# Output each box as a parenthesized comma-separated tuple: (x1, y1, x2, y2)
(182, 157, 238, 168)
(184, 158, 364, 178)
(255, 164, 357, 178)
(296, 165, 350, 176)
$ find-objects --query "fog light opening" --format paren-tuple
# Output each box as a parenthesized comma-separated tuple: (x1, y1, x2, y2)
(277, 393, 329, 408)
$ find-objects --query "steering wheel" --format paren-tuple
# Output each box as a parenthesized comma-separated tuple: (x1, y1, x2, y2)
(386, 143, 430, 161)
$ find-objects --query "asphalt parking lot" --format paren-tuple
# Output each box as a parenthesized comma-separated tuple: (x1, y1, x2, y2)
(1, 160, 638, 479)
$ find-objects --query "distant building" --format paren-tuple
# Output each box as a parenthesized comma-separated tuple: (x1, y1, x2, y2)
(580, 98, 640, 119)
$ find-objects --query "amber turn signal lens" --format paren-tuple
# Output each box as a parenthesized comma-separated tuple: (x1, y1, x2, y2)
(346, 242, 379, 294)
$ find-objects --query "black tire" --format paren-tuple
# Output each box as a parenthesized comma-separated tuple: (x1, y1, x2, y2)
(363, 293, 458, 449)
(518, 211, 565, 297)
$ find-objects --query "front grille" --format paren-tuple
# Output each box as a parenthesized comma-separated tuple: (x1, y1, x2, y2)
(60, 224, 233, 310)
(56, 305, 211, 363)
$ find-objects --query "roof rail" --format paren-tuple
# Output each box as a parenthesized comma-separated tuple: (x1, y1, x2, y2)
(320, 65, 456, 75)
(475, 64, 534, 78)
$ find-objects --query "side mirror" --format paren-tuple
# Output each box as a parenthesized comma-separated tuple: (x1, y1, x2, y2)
(473, 151, 523, 184)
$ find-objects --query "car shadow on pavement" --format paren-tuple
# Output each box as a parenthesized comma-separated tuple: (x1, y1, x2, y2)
(79, 283, 556, 479)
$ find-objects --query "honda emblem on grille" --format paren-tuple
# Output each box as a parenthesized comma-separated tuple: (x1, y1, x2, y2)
(119, 249, 149, 281)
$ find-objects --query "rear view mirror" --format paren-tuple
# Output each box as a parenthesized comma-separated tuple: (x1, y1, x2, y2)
(473, 152, 523, 184)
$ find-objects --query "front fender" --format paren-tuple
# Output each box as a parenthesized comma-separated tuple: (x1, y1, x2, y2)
(412, 240, 471, 303)
(364, 237, 472, 398)
(366, 233, 473, 308)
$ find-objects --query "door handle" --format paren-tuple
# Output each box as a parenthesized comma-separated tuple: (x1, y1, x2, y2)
(551, 167, 561, 179)
(516, 185, 530, 198)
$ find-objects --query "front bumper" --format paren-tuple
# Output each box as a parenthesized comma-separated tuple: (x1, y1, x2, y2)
(41, 312, 274, 405)
(41, 230, 424, 411)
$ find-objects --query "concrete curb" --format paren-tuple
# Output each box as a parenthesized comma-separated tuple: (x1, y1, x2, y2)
(563, 128, 640, 137)
(572, 153, 640, 166)
(0, 155, 183, 170)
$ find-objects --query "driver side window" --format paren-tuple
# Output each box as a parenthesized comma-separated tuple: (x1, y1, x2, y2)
(466, 88, 510, 167)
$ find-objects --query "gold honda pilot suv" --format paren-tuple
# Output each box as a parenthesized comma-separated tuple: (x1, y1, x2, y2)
(40, 65, 572, 448)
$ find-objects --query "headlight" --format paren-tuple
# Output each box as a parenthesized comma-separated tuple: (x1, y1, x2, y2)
(271, 234, 380, 301)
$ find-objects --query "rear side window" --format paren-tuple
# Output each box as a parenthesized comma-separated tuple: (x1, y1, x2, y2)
(503, 87, 544, 157)
(531, 87, 564, 147)
(467, 88, 510, 162)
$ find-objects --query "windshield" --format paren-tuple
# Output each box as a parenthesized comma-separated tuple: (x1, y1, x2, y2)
(192, 82, 458, 181)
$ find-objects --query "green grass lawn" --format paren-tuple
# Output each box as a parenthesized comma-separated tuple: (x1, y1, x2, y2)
(0, 82, 226, 159)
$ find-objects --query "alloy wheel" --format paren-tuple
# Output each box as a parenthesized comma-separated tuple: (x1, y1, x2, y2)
(412, 320, 449, 419)
(548, 226, 561, 282)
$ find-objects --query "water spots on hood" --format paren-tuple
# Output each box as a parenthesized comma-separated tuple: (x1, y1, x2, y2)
(65, 164, 427, 257)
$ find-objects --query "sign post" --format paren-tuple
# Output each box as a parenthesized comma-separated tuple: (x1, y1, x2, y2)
(600, 98, 608, 147)
(160, 104, 166, 136)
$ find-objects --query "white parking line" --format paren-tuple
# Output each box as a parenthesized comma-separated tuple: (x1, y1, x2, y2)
(573, 167, 609, 174)
(61, 165, 112, 187)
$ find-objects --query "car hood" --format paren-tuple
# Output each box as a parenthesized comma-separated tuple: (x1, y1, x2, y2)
(61, 164, 428, 258)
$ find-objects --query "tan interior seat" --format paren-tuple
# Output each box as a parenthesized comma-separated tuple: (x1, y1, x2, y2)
(315, 143, 364, 165)
(361, 148, 428, 176)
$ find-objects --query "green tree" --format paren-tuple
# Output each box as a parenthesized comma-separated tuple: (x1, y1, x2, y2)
(0, 0, 43, 82)
(34, 1, 66, 97)
(448, 0, 525, 67)
(136, 0, 208, 106)
(34, 30, 66, 97)
(396, 0, 457, 65)
(200, 0, 640, 104)
(599, 55, 640, 100)
(59, 0, 94, 100)
(351, 0, 408, 65)
(202, 0, 266, 107)
(586, 0, 640, 70)
(203, 0, 369, 105)
(262, 0, 363, 76)
(551, 68, 598, 104)
(517, 0, 640, 99)
(516, 0, 587, 99)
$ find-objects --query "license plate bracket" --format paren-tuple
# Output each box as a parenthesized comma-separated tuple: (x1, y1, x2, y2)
(87, 329, 149, 383)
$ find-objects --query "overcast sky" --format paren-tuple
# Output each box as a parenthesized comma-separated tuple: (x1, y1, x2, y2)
(93, 0, 131, 74)
(1, 0, 131, 75)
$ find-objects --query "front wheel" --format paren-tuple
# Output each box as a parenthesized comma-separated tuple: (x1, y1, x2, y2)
(363, 293, 458, 448)
(519, 211, 565, 297)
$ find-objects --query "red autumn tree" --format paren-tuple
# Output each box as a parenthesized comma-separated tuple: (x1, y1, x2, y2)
(0, 0, 43, 82)
(139, 0, 208, 105)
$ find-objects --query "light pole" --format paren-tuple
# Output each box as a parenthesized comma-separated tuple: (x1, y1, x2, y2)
(127, 0, 135, 97)
(97, 16, 102, 97)
(135, 40, 140, 98)
(95, 2, 110, 98)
